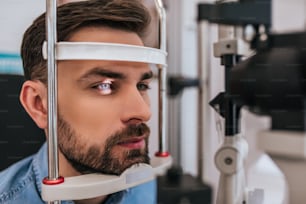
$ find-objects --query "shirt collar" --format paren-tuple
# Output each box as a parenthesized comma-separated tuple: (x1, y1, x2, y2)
(32, 142, 48, 195)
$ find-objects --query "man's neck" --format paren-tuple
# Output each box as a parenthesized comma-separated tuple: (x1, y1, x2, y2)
(58, 151, 80, 177)
(58, 152, 109, 204)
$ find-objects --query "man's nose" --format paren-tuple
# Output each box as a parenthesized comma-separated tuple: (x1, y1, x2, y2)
(120, 88, 151, 125)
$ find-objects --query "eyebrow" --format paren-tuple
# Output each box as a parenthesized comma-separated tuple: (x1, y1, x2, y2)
(78, 67, 125, 82)
(141, 71, 153, 81)
(78, 67, 153, 82)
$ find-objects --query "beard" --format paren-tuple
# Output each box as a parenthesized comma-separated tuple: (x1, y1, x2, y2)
(57, 115, 150, 175)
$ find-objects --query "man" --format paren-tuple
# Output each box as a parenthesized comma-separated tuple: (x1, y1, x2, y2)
(0, 0, 156, 203)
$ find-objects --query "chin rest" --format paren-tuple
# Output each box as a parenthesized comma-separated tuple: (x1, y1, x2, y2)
(0, 74, 45, 170)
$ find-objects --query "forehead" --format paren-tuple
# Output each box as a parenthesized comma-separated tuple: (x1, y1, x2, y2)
(68, 26, 144, 46)
(58, 60, 151, 79)
(58, 26, 150, 77)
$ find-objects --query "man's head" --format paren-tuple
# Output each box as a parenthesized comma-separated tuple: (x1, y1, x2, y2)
(20, 0, 153, 176)
(21, 0, 151, 83)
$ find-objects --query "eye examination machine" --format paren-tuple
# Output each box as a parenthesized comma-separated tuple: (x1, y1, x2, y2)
(197, 0, 306, 203)
(1, 0, 306, 204)
(41, 0, 173, 203)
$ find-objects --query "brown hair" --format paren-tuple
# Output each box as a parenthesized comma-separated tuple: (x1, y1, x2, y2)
(21, 0, 151, 83)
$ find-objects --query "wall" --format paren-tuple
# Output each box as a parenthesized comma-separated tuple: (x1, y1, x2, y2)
(0, 1, 45, 75)
(0, 1, 45, 53)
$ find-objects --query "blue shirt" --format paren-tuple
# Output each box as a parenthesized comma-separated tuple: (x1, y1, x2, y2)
(0, 143, 156, 204)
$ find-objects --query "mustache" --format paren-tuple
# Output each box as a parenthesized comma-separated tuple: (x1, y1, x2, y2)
(106, 123, 150, 147)
(123, 123, 150, 137)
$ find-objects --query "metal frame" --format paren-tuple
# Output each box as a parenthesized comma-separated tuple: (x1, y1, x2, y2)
(155, 0, 169, 156)
(46, 0, 61, 188)
(42, 42, 167, 65)
(197, 0, 272, 203)
(43, 0, 170, 202)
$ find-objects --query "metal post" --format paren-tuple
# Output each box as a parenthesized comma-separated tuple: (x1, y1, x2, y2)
(154, 0, 169, 155)
(46, 0, 60, 203)
(197, 21, 211, 180)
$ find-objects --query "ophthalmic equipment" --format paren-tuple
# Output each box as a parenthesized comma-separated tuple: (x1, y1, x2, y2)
(198, 0, 268, 203)
(199, 0, 306, 203)
(41, 0, 171, 203)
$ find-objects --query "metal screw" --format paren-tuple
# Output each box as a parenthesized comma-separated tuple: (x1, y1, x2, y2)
(224, 157, 233, 165)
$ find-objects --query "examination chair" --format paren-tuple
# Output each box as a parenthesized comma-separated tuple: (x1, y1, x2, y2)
(0, 74, 45, 170)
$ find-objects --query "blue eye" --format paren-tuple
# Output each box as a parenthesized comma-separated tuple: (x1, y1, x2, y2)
(98, 83, 111, 90)
(95, 80, 114, 95)
(137, 83, 151, 91)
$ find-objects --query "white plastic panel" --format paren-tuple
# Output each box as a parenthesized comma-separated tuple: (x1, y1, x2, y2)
(41, 156, 172, 201)
(42, 42, 167, 66)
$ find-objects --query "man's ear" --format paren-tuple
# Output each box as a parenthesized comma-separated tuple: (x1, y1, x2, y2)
(20, 80, 48, 129)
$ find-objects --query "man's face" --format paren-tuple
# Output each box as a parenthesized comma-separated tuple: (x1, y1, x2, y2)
(56, 27, 153, 175)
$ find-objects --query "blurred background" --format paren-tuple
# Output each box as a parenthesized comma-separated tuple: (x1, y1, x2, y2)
(1, 0, 306, 203)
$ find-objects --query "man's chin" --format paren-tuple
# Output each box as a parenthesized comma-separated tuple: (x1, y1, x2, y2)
(65, 149, 150, 176)
(116, 152, 150, 174)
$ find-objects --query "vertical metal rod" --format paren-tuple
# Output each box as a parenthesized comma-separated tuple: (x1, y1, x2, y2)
(166, 0, 182, 164)
(46, 0, 60, 203)
(46, 0, 60, 204)
(47, 0, 59, 182)
(220, 25, 241, 136)
(168, 98, 181, 165)
(155, 0, 168, 154)
(197, 21, 211, 180)
(155, 0, 166, 51)
(157, 68, 167, 153)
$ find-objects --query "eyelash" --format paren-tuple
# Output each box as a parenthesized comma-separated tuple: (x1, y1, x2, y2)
(92, 80, 115, 95)
(92, 80, 151, 95)
(137, 82, 151, 92)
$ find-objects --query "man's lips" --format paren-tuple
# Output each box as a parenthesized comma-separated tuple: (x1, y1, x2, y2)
(117, 136, 146, 149)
